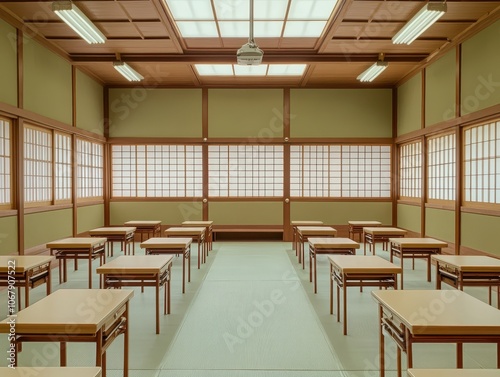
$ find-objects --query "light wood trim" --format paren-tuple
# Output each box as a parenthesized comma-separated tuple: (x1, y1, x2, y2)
(16, 28, 22, 109)
(202, 87, 208, 220)
(455, 127, 462, 254)
(283, 88, 291, 241)
(16, 118, 24, 254)
(421, 135, 427, 236)
(392, 87, 398, 226)
(72, 134, 78, 236)
(424, 202, 455, 211)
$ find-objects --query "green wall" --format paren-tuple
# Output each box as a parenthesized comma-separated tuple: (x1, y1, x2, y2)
(425, 208, 455, 242)
(108, 89, 202, 137)
(425, 49, 456, 125)
(461, 20, 500, 116)
(76, 70, 104, 135)
(110, 201, 204, 225)
(291, 202, 392, 225)
(208, 89, 284, 139)
(24, 209, 72, 249)
(397, 73, 422, 136)
(461, 212, 500, 257)
(290, 89, 392, 138)
(209, 202, 283, 225)
(23, 37, 72, 125)
(0, 216, 18, 255)
(0, 19, 17, 107)
(397, 204, 421, 234)
(77, 204, 104, 234)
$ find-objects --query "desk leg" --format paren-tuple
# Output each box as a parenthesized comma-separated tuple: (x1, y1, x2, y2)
(456, 343, 463, 368)
(182, 249, 186, 294)
(188, 246, 191, 283)
(197, 241, 201, 269)
(156, 274, 160, 334)
(166, 265, 171, 314)
(24, 278, 29, 309)
(378, 305, 385, 377)
(343, 274, 347, 335)
(313, 250, 318, 294)
(124, 302, 129, 377)
(60, 341, 67, 366)
(88, 253, 93, 289)
(427, 255, 431, 282)
(330, 264, 333, 315)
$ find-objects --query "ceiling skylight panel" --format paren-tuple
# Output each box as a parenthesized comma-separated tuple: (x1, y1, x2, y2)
(234, 65, 268, 76)
(219, 21, 249, 37)
(288, 0, 339, 20)
(254, 21, 283, 37)
(283, 20, 327, 37)
(176, 21, 218, 37)
(268, 64, 307, 76)
(195, 64, 233, 76)
(254, 0, 288, 19)
(164, 0, 214, 20)
(214, 0, 248, 20)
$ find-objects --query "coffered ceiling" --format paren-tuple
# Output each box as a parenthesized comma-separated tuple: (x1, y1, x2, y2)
(0, 0, 499, 88)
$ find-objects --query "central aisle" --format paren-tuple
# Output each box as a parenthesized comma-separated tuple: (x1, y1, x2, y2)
(158, 242, 344, 376)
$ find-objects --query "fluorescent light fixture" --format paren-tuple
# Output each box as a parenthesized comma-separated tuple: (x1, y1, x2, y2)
(52, 1, 106, 44)
(357, 60, 388, 82)
(113, 62, 144, 82)
(392, 2, 447, 45)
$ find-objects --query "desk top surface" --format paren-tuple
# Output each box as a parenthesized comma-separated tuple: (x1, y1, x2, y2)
(181, 221, 213, 226)
(389, 237, 448, 248)
(0, 289, 134, 334)
(329, 255, 401, 273)
(363, 227, 406, 235)
(46, 237, 107, 249)
(165, 227, 205, 235)
(89, 227, 136, 235)
(296, 226, 337, 235)
(308, 237, 359, 249)
(0, 255, 54, 272)
(0, 367, 102, 377)
(141, 237, 192, 248)
(432, 255, 500, 271)
(348, 221, 382, 226)
(97, 255, 174, 274)
(372, 290, 500, 335)
(124, 221, 161, 226)
(291, 221, 324, 226)
(408, 370, 500, 377)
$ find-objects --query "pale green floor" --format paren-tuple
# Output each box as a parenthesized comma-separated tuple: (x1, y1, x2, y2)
(0, 241, 498, 376)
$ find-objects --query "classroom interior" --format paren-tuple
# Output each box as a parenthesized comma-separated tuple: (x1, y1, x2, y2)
(1, 1, 500, 376)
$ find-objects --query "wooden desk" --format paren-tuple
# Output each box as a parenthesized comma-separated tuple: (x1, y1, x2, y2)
(390, 238, 447, 289)
(329, 255, 400, 335)
(97, 255, 173, 334)
(0, 255, 54, 310)
(165, 227, 205, 269)
(308, 237, 359, 294)
(363, 227, 406, 255)
(408, 370, 500, 377)
(348, 220, 381, 241)
(89, 227, 136, 256)
(0, 289, 134, 377)
(432, 255, 500, 308)
(182, 220, 213, 252)
(372, 290, 500, 377)
(46, 237, 106, 289)
(291, 221, 323, 253)
(0, 367, 102, 377)
(140, 237, 192, 293)
(124, 220, 161, 242)
(296, 226, 337, 268)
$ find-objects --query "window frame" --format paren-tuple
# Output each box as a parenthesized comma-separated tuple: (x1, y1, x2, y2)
(0, 117, 12, 210)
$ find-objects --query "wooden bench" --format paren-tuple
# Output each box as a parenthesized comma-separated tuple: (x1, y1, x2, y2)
(212, 227, 283, 241)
